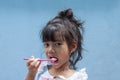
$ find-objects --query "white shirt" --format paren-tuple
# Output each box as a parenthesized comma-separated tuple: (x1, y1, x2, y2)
(35, 62, 88, 80)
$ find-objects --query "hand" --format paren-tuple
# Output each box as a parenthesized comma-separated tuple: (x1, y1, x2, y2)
(25, 56, 41, 80)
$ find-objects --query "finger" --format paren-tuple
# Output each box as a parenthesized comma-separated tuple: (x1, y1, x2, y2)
(35, 59, 41, 68)
(26, 56, 35, 67)
(29, 59, 39, 68)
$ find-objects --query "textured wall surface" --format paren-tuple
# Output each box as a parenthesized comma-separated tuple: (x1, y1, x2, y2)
(0, 0, 120, 80)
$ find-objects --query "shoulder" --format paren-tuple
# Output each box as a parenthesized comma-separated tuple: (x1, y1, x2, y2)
(67, 68, 88, 80)
(76, 68, 88, 80)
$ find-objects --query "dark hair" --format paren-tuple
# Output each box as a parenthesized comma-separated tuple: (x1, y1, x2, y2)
(41, 9, 84, 70)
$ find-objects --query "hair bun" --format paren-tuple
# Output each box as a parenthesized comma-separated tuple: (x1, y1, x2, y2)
(58, 8, 73, 19)
(57, 8, 83, 28)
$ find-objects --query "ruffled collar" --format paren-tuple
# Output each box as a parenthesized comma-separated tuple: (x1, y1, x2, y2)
(37, 62, 88, 80)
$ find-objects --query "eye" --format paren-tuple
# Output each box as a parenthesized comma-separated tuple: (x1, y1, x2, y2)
(54, 42, 62, 47)
(44, 43, 49, 48)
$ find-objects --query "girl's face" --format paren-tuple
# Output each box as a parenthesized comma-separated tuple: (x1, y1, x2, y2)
(43, 35, 70, 69)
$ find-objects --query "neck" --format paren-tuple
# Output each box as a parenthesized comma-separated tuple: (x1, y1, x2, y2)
(55, 62, 70, 72)
(49, 62, 73, 77)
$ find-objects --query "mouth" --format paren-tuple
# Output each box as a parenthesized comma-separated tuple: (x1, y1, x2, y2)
(49, 56, 58, 63)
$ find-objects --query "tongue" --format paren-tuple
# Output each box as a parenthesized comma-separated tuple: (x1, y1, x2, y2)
(50, 57, 57, 62)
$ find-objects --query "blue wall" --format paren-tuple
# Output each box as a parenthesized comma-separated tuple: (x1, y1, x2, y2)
(0, 0, 120, 80)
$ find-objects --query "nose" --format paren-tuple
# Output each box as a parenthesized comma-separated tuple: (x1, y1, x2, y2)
(47, 46, 55, 53)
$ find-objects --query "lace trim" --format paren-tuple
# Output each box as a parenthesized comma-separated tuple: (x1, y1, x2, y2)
(77, 68, 88, 80)
(37, 62, 88, 80)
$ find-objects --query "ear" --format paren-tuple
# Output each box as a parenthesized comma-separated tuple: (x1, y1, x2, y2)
(70, 41, 77, 54)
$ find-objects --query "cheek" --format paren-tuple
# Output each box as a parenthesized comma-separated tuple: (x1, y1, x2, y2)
(62, 46, 70, 54)
(59, 52, 70, 62)
(44, 47, 49, 52)
(59, 47, 70, 57)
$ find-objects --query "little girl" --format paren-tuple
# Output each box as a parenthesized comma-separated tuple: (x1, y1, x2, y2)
(25, 9, 88, 80)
